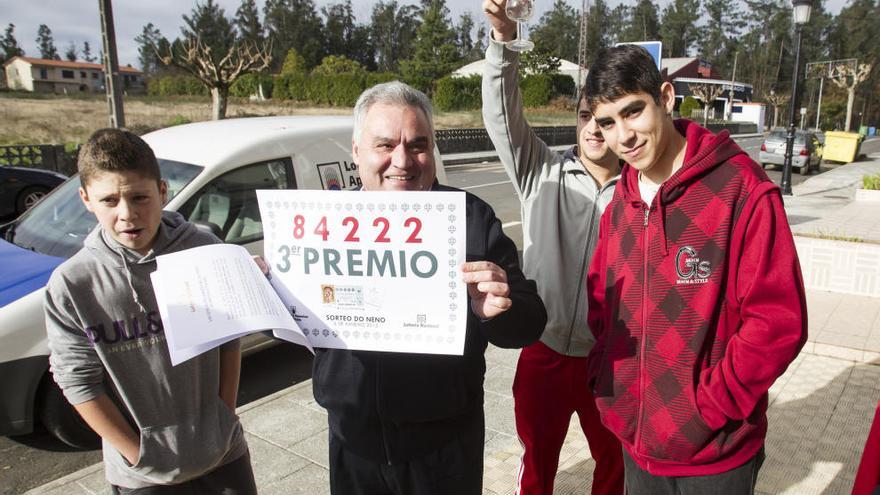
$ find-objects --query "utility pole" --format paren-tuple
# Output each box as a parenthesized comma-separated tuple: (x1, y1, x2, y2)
(726, 52, 738, 121)
(576, 0, 590, 95)
(99, 0, 125, 128)
(815, 75, 823, 130)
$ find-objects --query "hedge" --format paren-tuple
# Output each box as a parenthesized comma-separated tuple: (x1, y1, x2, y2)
(146, 75, 208, 96)
(549, 74, 575, 99)
(521, 74, 553, 107)
(273, 71, 400, 106)
(230, 73, 275, 99)
(433, 75, 482, 111)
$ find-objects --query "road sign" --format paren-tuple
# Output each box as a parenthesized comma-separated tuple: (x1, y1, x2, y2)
(615, 41, 662, 71)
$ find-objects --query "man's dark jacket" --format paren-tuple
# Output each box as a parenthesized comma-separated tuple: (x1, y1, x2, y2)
(312, 184, 547, 464)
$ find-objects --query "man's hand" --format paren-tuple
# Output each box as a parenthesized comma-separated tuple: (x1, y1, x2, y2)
(462, 261, 512, 320)
(482, 0, 517, 42)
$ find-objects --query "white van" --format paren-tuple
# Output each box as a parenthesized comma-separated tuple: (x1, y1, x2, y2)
(0, 116, 446, 447)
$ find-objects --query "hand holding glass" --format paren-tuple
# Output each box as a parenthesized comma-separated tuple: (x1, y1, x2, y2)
(505, 0, 534, 52)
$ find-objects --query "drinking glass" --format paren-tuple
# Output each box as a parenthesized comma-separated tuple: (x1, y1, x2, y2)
(505, 0, 535, 52)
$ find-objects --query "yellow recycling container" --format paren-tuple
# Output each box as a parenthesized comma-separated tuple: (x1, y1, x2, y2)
(822, 131, 862, 163)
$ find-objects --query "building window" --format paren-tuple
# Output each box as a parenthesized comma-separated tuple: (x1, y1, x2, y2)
(80, 71, 86, 78)
(92, 72, 99, 79)
(40, 68, 48, 79)
(62, 70, 75, 79)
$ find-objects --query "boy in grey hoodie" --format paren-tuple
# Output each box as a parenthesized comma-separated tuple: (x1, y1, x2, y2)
(44, 129, 255, 494)
(482, 1, 624, 493)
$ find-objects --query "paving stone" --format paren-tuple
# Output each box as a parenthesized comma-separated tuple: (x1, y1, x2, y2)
(240, 401, 329, 449)
(246, 434, 310, 487)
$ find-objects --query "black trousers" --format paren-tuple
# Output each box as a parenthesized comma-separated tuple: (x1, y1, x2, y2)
(111, 450, 257, 495)
(328, 429, 484, 495)
(622, 448, 765, 495)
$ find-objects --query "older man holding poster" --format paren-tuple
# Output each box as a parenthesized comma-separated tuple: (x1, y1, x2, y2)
(309, 81, 546, 495)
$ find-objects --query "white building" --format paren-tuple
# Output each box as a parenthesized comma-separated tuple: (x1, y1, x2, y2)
(3, 56, 144, 95)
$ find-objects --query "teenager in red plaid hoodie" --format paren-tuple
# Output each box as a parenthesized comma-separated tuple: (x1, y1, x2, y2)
(583, 45, 808, 494)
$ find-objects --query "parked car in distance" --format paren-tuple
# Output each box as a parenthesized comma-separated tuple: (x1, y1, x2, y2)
(0, 116, 447, 449)
(759, 128, 823, 175)
(0, 166, 67, 218)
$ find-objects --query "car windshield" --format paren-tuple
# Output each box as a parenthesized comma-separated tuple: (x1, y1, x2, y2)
(4, 159, 202, 259)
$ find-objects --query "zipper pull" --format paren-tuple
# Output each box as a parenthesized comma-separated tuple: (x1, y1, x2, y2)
(643, 208, 649, 227)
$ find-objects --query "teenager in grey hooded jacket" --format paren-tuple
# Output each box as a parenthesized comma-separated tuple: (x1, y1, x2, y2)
(45, 211, 248, 489)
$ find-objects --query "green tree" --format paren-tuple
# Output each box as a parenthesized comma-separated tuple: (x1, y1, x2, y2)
(522, 47, 561, 76)
(181, 0, 236, 65)
(135, 23, 166, 75)
(399, 0, 460, 95)
(455, 12, 477, 62)
(584, 0, 610, 65)
(698, 0, 744, 80)
(530, 0, 579, 62)
(660, 0, 700, 57)
(235, 0, 264, 46)
(64, 42, 77, 62)
(312, 54, 365, 76)
(263, 0, 325, 69)
(621, 0, 661, 42)
(1, 24, 25, 63)
(322, 0, 375, 70)
(280, 47, 308, 75)
(828, 0, 880, 127)
(738, 0, 791, 99)
(36, 24, 59, 60)
(81, 41, 96, 63)
(605, 4, 631, 46)
(370, 1, 420, 72)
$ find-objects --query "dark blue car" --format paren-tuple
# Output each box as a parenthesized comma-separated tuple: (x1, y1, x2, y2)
(0, 166, 67, 218)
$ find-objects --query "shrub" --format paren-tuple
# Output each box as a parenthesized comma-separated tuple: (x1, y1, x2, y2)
(863, 173, 880, 190)
(680, 96, 701, 118)
(521, 74, 552, 107)
(313, 55, 365, 77)
(549, 74, 575, 99)
(273, 73, 309, 101)
(231, 73, 275, 99)
(165, 115, 191, 127)
(147, 75, 207, 97)
(433, 75, 481, 111)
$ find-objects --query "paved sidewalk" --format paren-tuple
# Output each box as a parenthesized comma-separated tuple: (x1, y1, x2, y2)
(26, 155, 880, 495)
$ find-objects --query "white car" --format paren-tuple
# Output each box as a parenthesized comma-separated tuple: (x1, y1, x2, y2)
(0, 116, 446, 448)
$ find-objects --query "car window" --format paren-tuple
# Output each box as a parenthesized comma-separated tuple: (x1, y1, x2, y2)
(6, 160, 202, 258)
(179, 158, 291, 245)
(768, 130, 787, 140)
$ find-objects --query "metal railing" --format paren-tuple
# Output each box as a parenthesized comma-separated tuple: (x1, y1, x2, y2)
(435, 126, 577, 154)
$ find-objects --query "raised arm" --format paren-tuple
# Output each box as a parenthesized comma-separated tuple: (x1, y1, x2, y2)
(481, 0, 557, 199)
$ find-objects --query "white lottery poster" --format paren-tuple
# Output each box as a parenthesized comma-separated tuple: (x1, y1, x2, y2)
(257, 190, 467, 355)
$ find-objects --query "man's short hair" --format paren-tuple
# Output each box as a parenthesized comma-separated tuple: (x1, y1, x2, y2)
(352, 81, 434, 143)
(78, 128, 160, 187)
(585, 44, 663, 111)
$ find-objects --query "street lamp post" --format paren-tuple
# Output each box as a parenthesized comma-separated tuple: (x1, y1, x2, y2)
(781, 0, 812, 195)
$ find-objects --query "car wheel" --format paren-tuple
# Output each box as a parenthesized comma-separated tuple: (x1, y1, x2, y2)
(16, 186, 50, 215)
(38, 376, 100, 449)
(799, 160, 811, 176)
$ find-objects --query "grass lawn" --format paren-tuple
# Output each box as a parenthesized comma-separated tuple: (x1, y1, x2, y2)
(0, 91, 574, 146)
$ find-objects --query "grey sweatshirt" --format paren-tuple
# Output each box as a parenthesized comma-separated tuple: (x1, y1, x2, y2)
(482, 39, 618, 357)
(45, 211, 247, 489)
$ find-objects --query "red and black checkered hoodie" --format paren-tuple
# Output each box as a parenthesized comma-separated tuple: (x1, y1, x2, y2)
(586, 120, 807, 476)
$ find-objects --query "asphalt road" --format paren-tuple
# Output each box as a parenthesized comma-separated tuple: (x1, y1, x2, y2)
(1, 134, 878, 494)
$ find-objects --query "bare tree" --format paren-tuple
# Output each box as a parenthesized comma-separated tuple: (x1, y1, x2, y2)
(829, 63, 873, 132)
(158, 37, 271, 120)
(764, 90, 789, 129)
(688, 83, 725, 126)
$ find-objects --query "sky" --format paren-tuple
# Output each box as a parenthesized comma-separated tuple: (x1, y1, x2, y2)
(1, 0, 851, 69)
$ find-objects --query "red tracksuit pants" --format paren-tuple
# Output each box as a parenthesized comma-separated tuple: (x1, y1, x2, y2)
(513, 341, 624, 495)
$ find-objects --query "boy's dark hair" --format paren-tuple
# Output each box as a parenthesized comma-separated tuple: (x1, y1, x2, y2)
(585, 44, 663, 111)
(78, 128, 160, 187)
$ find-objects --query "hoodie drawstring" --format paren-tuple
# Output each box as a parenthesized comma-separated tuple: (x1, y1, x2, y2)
(117, 249, 149, 314)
